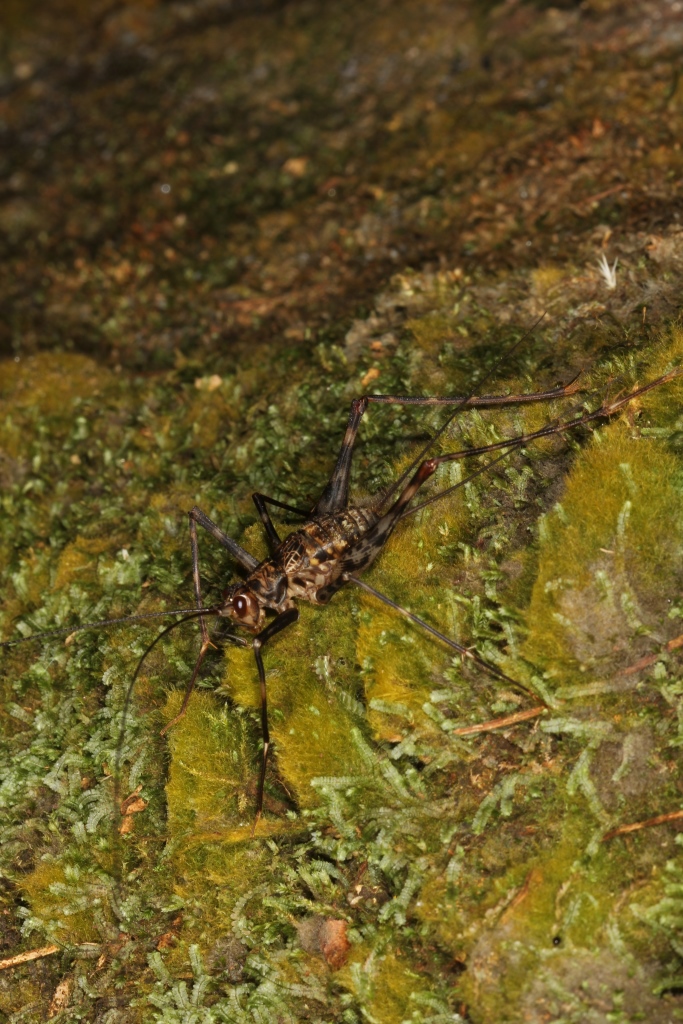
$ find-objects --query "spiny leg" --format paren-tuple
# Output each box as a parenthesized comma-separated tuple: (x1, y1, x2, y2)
(346, 575, 534, 700)
(380, 371, 680, 533)
(189, 505, 259, 572)
(251, 607, 300, 832)
(313, 377, 582, 517)
(313, 396, 369, 515)
(253, 493, 311, 518)
(253, 494, 281, 549)
(342, 444, 524, 581)
(365, 377, 582, 408)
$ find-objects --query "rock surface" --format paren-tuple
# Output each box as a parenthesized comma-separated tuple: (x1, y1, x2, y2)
(1, 1, 683, 1021)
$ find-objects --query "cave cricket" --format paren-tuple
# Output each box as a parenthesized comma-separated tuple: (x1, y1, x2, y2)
(1, 340, 680, 830)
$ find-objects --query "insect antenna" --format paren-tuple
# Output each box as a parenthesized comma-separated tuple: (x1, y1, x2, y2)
(112, 607, 231, 810)
(378, 313, 547, 509)
(0, 608, 218, 650)
(108, 607, 248, 869)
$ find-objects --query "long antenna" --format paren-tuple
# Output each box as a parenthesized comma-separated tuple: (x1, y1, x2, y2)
(109, 608, 245, 863)
(0, 608, 219, 650)
(112, 608, 227, 808)
(378, 313, 546, 508)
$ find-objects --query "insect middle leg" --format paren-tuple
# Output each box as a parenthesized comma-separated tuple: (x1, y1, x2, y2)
(252, 493, 310, 551)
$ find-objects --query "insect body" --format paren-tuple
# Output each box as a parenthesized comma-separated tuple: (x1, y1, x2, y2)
(2, 364, 679, 829)
(225, 505, 381, 630)
(175, 369, 680, 824)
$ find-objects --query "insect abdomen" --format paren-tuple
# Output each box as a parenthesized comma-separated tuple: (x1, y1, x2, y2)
(278, 506, 378, 600)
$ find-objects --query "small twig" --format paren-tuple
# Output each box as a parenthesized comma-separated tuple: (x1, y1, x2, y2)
(0, 944, 60, 971)
(602, 809, 683, 843)
(578, 184, 625, 208)
(500, 869, 536, 923)
(451, 705, 547, 737)
(621, 633, 683, 677)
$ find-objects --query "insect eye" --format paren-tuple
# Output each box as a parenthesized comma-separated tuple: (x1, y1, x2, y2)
(232, 592, 258, 620)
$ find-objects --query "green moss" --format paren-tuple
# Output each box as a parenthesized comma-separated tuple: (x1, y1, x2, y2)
(223, 597, 372, 810)
(525, 338, 683, 679)
(406, 311, 460, 356)
(22, 861, 101, 945)
(2, 1, 683, 1019)
(4, 306, 683, 1023)
(339, 947, 433, 1024)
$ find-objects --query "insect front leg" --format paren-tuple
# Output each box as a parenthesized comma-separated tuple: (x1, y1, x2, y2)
(188, 505, 259, 571)
(160, 513, 217, 735)
(161, 508, 258, 737)
(251, 607, 299, 830)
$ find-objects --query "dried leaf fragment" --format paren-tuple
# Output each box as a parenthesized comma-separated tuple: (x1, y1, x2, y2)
(296, 916, 351, 969)
(360, 366, 380, 388)
(319, 919, 350, 969)
(119, 784, 148, 833)
(0, 944, 59, 971)
(120, 784, 147, 816)
(48, 976, 73, 1018)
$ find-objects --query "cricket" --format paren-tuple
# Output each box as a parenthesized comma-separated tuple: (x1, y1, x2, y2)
(1, 347, 680, 830)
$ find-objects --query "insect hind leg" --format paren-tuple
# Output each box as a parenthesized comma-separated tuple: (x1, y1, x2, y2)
(399, 369, 683, 519)
(313, 377, 582, 517)
(312, 397, 369, 515)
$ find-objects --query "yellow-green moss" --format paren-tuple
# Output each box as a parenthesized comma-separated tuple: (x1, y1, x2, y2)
(525, 422, 683, 678)
(338, 946, 432, 1024)
(222, 597, 372, 810)
(22, 862, 100, 945)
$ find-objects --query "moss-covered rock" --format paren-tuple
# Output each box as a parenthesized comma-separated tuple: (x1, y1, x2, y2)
(2, 0, 683, 1020)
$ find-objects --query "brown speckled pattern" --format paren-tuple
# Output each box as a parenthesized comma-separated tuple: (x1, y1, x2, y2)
(240, 506, 380, 610)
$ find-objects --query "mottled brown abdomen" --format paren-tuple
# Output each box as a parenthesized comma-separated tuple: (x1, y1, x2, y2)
(277, 506, 379, 603)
